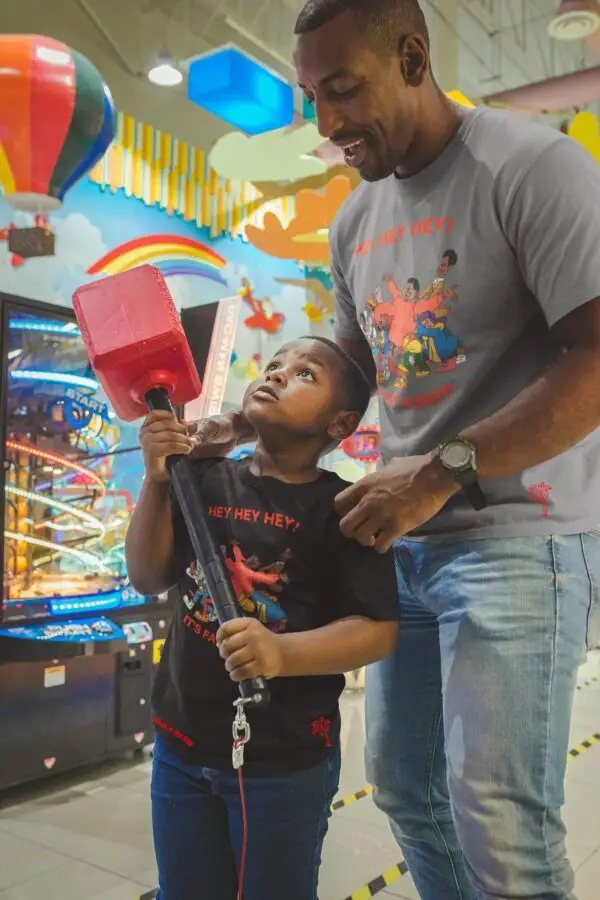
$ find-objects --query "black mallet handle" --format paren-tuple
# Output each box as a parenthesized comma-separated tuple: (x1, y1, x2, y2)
(145, 387, 269, 709)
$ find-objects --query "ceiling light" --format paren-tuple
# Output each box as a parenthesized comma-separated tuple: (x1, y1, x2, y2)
(148, 52, 182, 87)
(548, 1, 600, 40)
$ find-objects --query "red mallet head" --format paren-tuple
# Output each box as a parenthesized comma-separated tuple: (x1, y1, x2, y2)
(72, 265, 201, 421)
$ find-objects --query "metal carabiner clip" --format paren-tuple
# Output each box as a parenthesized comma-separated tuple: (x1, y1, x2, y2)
(232, 698, 251, 770)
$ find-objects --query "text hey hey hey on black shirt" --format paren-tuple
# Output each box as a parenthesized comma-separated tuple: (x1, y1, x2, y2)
(152, 457, 399, 772)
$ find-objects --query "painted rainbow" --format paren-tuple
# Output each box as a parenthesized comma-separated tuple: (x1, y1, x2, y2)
(87, 234, 228, 286)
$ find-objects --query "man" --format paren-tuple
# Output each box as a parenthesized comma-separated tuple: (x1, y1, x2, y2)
(193, 1, 600, 897)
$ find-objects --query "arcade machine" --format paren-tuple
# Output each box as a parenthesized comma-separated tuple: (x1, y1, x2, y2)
(0, 293, 175, 790)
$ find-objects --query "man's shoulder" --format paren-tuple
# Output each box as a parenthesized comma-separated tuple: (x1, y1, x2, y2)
(467, 106, 564, 172)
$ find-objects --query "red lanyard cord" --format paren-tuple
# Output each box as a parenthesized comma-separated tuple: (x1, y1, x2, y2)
(236, 762, 249, 900)
(233, 699, 251, 900)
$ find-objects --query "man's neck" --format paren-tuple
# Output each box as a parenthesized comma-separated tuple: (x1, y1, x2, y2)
(395, 92, 465, 180)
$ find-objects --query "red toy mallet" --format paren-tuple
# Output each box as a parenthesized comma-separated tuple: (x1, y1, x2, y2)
(72, 264, 269, 709)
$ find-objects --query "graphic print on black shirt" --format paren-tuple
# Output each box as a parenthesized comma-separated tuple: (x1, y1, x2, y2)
(152, 457, 399, 773)
(184, 544, 291, 631)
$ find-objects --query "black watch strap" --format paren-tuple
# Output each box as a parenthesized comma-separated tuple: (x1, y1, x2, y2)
(456, 469, 487, 511)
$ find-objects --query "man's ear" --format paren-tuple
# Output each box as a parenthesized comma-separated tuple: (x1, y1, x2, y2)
(328, 411, 360, 443)
(398, 34, 428, 87)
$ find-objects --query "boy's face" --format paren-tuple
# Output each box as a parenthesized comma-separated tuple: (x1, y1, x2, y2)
(243, 339, 354, 442)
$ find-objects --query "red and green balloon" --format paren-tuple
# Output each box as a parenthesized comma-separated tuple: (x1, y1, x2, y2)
(0, 34, 115, 212)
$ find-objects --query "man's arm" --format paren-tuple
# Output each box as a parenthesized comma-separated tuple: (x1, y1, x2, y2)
(190, 408, 256, 458)
(336, 333, 377, 393)
(460, 299, 600, 480)
(329, 246, 378, 391)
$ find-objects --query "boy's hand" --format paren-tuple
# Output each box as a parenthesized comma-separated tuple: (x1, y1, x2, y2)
(217, 618, 283, 681)
(140, 410, 198, 484)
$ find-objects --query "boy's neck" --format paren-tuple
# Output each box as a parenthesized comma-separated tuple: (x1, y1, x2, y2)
(250, 440, 324, 484)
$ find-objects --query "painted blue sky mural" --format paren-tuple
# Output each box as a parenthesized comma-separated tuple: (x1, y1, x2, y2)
(0, 177, 335, 408)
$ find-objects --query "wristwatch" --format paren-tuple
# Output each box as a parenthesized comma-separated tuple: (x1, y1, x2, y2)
(437, 437, 487, 511)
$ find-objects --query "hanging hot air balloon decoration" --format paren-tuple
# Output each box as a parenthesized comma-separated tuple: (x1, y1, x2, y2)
(0, 34, 115, 258)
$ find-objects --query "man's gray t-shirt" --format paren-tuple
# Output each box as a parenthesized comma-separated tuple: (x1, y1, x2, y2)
(331, 106, 600, 539)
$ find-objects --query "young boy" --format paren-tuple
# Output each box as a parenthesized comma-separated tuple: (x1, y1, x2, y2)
(125, 336, 399, 900)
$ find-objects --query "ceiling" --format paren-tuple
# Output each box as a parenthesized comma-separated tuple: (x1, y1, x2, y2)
(0, 0, 597, 151)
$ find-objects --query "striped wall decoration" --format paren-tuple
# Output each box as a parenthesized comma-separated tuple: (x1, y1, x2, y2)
(88, 112, 294, 240)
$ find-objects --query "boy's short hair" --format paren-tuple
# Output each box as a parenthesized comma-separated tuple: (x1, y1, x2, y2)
(303, 335, 372, 420)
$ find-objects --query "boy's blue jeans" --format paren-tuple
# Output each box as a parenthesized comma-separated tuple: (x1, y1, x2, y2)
(367, 533, 600, 900)
(151, 734, 340, 900)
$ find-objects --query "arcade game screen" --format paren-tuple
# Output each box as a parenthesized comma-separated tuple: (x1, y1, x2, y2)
(1, 302, 147, 623)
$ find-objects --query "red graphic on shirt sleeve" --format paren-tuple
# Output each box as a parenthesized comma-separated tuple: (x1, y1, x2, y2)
(310, 717, 333, 748)
(528, 482, 553, 518)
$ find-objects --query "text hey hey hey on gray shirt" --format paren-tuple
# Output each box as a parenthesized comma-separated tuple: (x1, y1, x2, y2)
(331, 106, 600, 539)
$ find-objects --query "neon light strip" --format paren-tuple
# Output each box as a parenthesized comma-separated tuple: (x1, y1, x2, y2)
(9, 321, 81, 336)
(5, 441, 106, 495)
(4, 531, 112, 573)
(10, 370, 99, 391)
(35, 521, 87, 534)
(50, 590, 125, 615)
(56, 487, 135, 512)
(5, 485, 105, 535)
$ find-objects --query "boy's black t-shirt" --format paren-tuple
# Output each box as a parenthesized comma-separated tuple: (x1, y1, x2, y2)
(151, 457, 399, 773)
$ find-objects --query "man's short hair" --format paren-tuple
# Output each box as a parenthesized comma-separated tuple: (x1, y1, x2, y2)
(443, 249, 458, 267)
(295, 0, 429, 51)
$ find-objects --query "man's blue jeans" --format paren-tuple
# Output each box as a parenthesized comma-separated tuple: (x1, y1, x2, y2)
(366, 534, 600, 900)
(151, 734, 340, 900)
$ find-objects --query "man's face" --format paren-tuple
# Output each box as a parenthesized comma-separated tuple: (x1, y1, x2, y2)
(404, 281, 418, 302)
(438, 255, 454, 277)
(294, 10, 423, 182)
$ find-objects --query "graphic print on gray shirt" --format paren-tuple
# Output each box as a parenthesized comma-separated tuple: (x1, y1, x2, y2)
(331, 106, 600, 539)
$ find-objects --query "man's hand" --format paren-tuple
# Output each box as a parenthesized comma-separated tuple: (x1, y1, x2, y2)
(217, 618, 283, 682)
(190, 410, 256, 460)
(335, 454, 458, 552)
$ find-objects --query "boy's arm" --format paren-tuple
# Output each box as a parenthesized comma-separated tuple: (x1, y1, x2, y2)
(125, 477, 182, 596)
(217, 616, 397, 680)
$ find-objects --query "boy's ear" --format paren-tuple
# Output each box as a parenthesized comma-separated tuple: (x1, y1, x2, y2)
(327, 411, 360, 443)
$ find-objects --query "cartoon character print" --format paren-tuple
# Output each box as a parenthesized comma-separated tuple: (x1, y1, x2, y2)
(184, 560, 218, 624)
(225, 544, 290, 632)
(360, 249, 466, 408)
(413, 250, 465, 374)
(184, 547, 290, 633)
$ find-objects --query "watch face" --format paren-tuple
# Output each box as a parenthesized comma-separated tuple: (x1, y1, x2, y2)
(441, 442, 472, 470)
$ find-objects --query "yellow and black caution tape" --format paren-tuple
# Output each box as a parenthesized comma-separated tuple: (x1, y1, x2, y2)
(577, 674, 600, 691)
(342, 861, 409, 900)
(568, 732, 600, 760)
(332, 785, 373, 812)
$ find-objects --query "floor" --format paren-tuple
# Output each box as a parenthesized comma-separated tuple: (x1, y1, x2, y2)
(0, 654, 599, 900)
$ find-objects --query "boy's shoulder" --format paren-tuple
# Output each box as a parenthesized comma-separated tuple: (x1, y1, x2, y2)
(188, 456, 350, 494)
